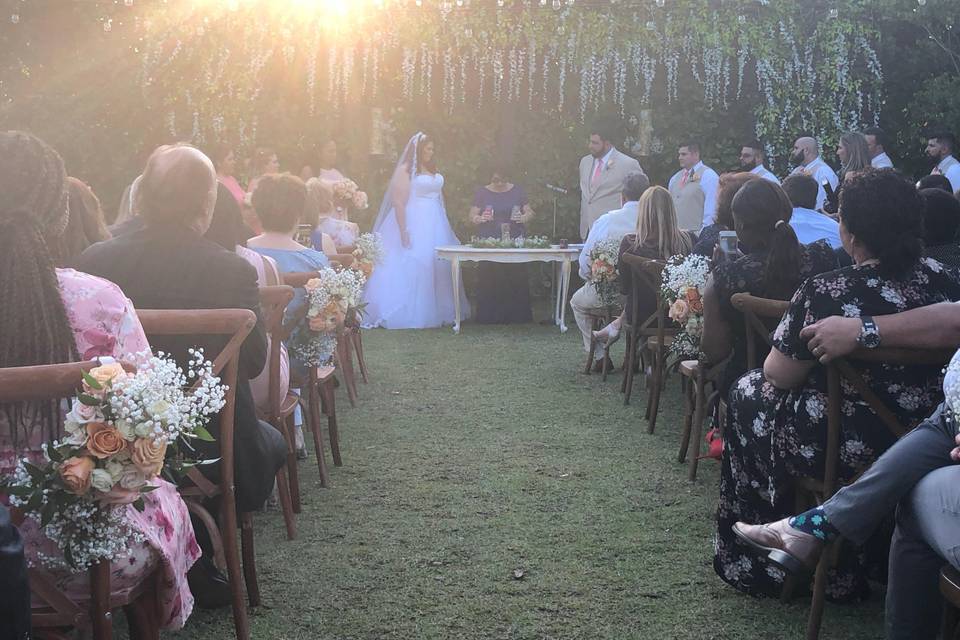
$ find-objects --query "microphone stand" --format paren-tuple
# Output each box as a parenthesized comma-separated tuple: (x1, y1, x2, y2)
(544, 183, 568, 240)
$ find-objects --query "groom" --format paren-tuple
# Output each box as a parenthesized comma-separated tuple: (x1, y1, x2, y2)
(578, 121, 644, 240)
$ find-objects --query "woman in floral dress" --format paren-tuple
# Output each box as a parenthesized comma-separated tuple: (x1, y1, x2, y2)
(714, 169, 960, 601)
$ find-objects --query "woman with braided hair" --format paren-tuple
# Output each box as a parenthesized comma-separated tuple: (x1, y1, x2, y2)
(0, 131, 201, 629)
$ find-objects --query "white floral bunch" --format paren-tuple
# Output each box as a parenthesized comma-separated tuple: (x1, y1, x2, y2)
(589, 238, 622, 307)
(661, 254, 712, 360)
(291, 267, 368, 366)
(351, 232, 384, 278)
(4, 353, 225, 570)
(331, 178, 369, 210)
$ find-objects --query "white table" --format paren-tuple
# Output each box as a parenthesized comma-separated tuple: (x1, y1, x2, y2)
(436, 245, 582, 334)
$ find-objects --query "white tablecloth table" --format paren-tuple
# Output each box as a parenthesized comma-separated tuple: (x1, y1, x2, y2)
(436, 245, 581, 334)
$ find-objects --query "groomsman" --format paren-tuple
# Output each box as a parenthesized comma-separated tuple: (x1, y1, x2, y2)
(578, 122, 643, 240)
(668, 141, 719, 231)
(863, 126, 894, 169)
(926, 131, 960, 194)
(788, 136, 838, 211)
(739, 141, 780, 184)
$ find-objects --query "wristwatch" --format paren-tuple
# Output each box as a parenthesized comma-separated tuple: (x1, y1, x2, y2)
(857, 316, 881, 349)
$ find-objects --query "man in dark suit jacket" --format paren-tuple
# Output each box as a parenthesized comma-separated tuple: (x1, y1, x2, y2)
(75, 145, 286, 515)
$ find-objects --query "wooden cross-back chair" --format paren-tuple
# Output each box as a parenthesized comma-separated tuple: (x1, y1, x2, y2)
(582, 305, 621, 380)
(282, 272, 343, 481)
(257, 286, 299, 538)
(136, 308, 257, 640)
(0, 360, 160, 640)
(804, 346, 955, 640)
(730, 293, 791, 371)
(619, 254, 675, 432)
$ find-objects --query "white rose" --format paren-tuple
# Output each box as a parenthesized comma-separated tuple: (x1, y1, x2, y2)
(148, 400, 170, 417)
(118, 467, 148, 490)
(66, 402, 99, 424)
(105, 458, 125, 481)
(115, 419, 136, 441)
(90, 468, 114, 493)
(134, 422, 153, 438)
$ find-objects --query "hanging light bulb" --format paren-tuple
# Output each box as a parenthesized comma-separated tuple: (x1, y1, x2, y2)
(10, 13, 19, 24)
(103, 19, 112, 32)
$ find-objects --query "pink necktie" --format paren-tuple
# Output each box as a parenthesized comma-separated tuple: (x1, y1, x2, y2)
(679, 168, 690, 188)
(591, 160, 603, 188)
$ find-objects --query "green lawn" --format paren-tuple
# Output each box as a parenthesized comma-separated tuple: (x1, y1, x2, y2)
(168, 323, 885, 639)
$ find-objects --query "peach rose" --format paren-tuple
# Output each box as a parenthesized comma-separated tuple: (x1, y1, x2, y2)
(60, 456, 95, 495)
(686, 287, 703, 314)
(668, 298, 690, 324)
(99, 485, 141, 505)
(87, 362, 127, 389)
(309, 300, 346, 333)
(130, 438, 167, 477)
(304, 278, 321, 292)
(86, 423, 127, 459)
(355, 260, 374, 278)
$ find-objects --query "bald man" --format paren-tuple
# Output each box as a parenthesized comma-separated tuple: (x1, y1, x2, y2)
(788, 137, 839, 211)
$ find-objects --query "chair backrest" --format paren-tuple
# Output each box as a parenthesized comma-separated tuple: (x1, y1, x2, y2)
(0, 360, 112, 640)
(258, 286, 295, 424)
(135, 309, 257, 502)
(818, 346, 956, 496)
(620, 253, 668, 339)
(729, 292, 791, 370)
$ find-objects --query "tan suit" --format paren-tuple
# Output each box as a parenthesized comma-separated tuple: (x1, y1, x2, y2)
(579, 148, 643, 240)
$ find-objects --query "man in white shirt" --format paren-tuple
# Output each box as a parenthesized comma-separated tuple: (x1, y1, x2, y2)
(781, 174, 842, 249)
(667, 141, 719, 231)
(863, 126, 894, 169)
(926, 131, 960, 195)
(571, 172, 650, 370)
(788, 136, 839, 212)
(739, 140, 780, 184)
(578, 122, 644, 240)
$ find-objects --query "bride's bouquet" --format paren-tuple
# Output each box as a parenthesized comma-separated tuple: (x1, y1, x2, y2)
(351, 232, 384, 279)
(292, 267, 368, 366)
(2, 354, 225, 570)
(332, 178, 369, 212)
(588, 238, 622, 307)
(661, 254, 711, 360)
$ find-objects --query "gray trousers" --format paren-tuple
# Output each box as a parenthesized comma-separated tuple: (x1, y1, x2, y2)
(821, 403, 959, 639)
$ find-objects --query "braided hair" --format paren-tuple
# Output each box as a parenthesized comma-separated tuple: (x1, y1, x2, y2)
(0, 131, 78, 449)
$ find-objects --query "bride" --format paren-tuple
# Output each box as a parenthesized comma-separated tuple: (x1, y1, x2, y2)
(363, 132, 469, 329)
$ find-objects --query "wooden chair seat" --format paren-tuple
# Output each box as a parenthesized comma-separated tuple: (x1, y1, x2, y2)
(678, 360, 699, 377)
(279, 391, 299, 417)
(646, 335, 674, 350)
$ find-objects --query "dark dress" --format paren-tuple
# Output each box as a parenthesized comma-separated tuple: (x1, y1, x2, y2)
(692, 223, 725, 257)
(617, 231, 696, 324)
(714, 257, 960, 601)
(473, 185, 532, 324)
(712, 240, 838, 393)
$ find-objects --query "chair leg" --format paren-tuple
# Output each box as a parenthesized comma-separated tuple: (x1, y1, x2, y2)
(678, 376, 695, 463)
(621, 331, 633, 394)
(337, 339, 359, 408)
(219, 499, 250, 640)
(283, 413, 302, 514)
(124, 572, 161, 640)
(584, 317, 600, 375)
(321, 379, 342, 467)
(601, 342, 611, 381)
(275, 467, 296, 540)
(805, 539, 837, 640)
(307, 380, 331, 487)
(687, 379, 707, 481)
(352, 329, 369, 383)
(623, 335, 637, 404)
(647, 347, 663, 434)
(240, 513, 260, 608)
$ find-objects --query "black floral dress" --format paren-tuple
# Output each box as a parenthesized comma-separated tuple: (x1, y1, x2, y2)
(713, 240, 838, 393)
(714, 258, 960, 601)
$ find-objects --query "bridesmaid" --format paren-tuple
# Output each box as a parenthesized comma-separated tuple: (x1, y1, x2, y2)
(468, 163, 536, 324)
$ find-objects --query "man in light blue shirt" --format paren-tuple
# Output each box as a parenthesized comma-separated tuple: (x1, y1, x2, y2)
(782, 174, 842, 249)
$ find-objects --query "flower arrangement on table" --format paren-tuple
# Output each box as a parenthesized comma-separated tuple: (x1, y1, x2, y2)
(468, 235, 551, 249)
(291, 267, 368, 366)
(331, 178, 369, 214)
(588, 238, 622, 307)
(2, 354, 225, 570)
(660, 254, 712, 360)
(350, 232, 384, 279)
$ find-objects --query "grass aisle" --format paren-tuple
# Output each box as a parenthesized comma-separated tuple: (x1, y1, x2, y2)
(173, 324, 884, 640)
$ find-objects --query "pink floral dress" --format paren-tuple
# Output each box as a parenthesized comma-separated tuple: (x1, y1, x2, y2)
(0, 269, 200, 629)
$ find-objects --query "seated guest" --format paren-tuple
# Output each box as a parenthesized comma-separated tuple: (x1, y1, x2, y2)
(0, 131, 200, 625)
(53, 177, 112, 266)
(592, 185, 695, 347)
(247, 174, 331, 370)
(920, 187, 960, 268)
(75, 144, 287, 520)
(692, 172, 758, 256)
(571, 172, 650, 370)
(713, 169, 960, 601)
(734, 303, 960, 639)
(468, 163, 536, 324)
(700, 179, 837, 393)
(305, 177, 358, 252)
(781, 174, 842, 248)
(917, 173, 954, 192)
(205, 182, 289, 415)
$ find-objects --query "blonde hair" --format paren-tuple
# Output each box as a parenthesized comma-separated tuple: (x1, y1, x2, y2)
(303, 177, 335, 227)
(634, 186, 692, 259)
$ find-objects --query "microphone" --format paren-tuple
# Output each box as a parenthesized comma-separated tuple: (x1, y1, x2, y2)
(545, 183, 569, 194)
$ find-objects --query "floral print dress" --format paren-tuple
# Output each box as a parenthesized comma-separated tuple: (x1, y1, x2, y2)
(714, 258, 960, 600)
(0, 269, 200, 629)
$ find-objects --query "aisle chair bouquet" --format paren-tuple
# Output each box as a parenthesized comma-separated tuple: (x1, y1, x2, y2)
(350, 232, 385, 279)
(2, 353, 225, 570)
(588, 238, 623, 307)
(292, 267, 368, 366)
(331, 178, 369, 217)
(660, 254, 712, 360)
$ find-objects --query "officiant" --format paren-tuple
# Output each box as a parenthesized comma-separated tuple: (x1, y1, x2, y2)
(468, 163, 535, 324)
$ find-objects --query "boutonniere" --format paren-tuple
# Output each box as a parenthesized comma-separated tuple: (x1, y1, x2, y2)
(606, 159, 614, 170)
(688, 172, 702, 184)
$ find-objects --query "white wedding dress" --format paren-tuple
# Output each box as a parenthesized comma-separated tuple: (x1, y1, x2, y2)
(363, 172, 469, 329)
